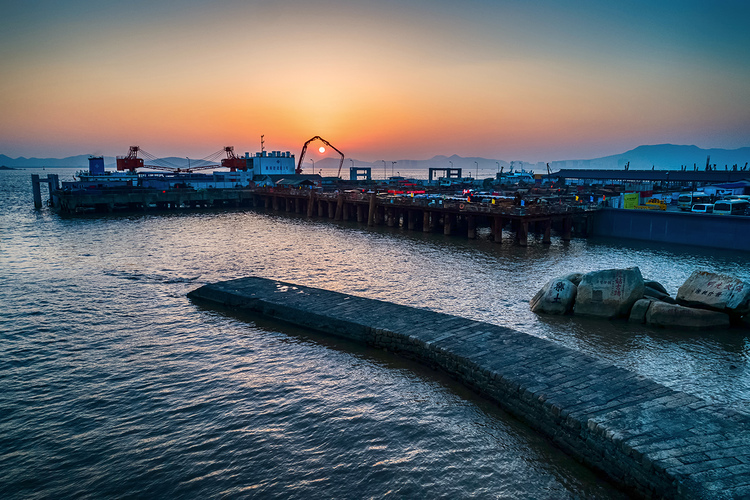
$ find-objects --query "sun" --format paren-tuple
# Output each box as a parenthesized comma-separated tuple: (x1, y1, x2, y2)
(318, 146, 326, 154)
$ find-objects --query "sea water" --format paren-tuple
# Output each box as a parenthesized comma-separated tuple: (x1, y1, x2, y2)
(2, 168, 748, 498)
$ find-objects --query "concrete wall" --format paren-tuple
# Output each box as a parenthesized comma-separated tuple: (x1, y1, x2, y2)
(188, 277, 750, 499)
(592, 208, 750, 249)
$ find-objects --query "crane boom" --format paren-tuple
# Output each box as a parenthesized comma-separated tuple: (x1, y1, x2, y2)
(297, 136, 345, 177)
(116, 145, 223, 173)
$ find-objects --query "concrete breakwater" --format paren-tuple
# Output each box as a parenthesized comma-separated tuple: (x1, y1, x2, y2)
(188, 277, 750, 499)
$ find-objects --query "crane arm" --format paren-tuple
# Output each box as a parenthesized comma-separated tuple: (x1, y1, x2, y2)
(297, 136, 345, 177)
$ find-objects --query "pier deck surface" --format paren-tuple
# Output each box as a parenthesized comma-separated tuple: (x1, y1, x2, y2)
(188, 277, 750, 499)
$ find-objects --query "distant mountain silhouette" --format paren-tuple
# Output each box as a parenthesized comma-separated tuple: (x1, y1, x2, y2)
(2, 144, 749, 173)
(550, 144, 750, 171)
(308, 145, 750, 174)
(0, 154, 113, 168)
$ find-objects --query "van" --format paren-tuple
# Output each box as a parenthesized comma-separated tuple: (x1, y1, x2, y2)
(713, 199, 749, 215)
(691, 204, 713, 213)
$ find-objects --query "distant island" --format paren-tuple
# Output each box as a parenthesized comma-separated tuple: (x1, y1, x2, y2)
(0, 165, 19, 170)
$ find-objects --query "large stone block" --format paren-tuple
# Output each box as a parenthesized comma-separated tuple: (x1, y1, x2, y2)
(573, 267, 645, 319)
(676, 270, 750, 316)
(643, 286, 674, 303)
(530, 278, 577, 315)
(645, 301, 730, 330)
(560, 272, 583, 286)
(629, 298, 653, 324)
(644, 280, 668, 295)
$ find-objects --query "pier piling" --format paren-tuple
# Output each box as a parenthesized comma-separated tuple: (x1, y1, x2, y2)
(31, 174, 59, 209)
(467, 215, 476, 239)
(367, 193, 376, 226)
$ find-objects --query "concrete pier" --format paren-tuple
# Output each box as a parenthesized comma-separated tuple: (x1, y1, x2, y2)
(52, 187, 256, 214)
(43, 183, 595, 246)
(188, 277, 750, 499)
(248, 189, 595, 244)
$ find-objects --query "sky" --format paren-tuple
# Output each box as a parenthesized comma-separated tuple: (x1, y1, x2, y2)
(1, 0, 749, 163)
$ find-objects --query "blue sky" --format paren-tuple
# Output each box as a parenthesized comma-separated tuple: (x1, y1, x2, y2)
(1, 0, 748, 161)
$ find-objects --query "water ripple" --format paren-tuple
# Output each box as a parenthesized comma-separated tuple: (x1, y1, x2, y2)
(2, 168, 746, 498)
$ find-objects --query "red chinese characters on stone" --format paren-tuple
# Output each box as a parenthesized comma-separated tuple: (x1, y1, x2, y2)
(695, 280, 743, 296)
(613, 272, 623, 298)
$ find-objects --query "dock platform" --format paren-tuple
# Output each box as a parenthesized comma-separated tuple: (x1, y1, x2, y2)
(250, 188, 597, 245)
(188, 277, 750, 499)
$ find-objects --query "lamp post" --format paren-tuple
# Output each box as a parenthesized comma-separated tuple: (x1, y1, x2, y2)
(186, 157, 190, 170)
(392, 161, 397, 177)
(381, 160, 386, 179)
(474, 161, 478, 179)
(310, 159, 315, 175)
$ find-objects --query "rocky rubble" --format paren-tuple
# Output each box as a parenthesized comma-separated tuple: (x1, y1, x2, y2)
(531, 268, 749, 330)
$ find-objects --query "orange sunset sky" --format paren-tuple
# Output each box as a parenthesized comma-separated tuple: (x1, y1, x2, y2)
(1, 0, 748, 162)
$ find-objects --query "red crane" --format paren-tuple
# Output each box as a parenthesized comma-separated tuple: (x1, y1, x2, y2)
(296, 136, 345, 177)
(220, 147, 247, 172)
(116, 146, 233, 173)
(116, 146, 145, 171)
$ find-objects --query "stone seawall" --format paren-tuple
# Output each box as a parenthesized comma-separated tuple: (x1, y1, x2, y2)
(592, 208, 750, 250)
(188, 277, 750, 499)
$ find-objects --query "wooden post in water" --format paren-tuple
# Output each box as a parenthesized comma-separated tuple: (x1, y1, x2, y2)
(48, 174, 58, 208)
(543, 219, 552, 244)
(307, 192, 316, 217)
(423, 210, 431, 232)
(518, 221, 529, 246)
(367, 193, 376, 226)
(386, 206, 396, 227)
(334, 193, 344, 221)
(563, 217, 573, 241)
(407, 210, 416, 231)
(376, 206, 385, 225)
(444, 213, 453, 235)
(357, 204, 364, 223)
(31, 174, 42, 209)
(342, 201, 350, 221)
(492, 216, 503, 244)
(467, 215, 476, 239)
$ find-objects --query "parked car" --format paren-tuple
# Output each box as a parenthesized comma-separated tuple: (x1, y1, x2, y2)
(691, 203, 713, 213)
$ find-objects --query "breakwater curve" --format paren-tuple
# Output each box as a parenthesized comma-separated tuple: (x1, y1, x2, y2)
(188, 277, 750, 499)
